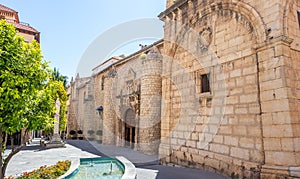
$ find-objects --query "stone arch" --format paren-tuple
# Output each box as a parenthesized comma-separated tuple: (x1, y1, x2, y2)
(124, 108, 136, 148)
(196, 1, 267, 44)
(168, 0, 267, 58)
(283, 0, 299, 36)
(124, 108, 136, 127)
(282, 0, 300, 36)
(283, 0, 300, 50)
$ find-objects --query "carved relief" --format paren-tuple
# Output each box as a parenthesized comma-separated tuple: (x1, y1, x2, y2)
(105, 66, 117, 78)
(127, 80, 140, 114)
(198, 27, 213, 52)
(125, 68, 141, 114)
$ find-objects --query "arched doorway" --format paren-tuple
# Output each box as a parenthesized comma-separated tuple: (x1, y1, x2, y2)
(124, 109, 136, 148)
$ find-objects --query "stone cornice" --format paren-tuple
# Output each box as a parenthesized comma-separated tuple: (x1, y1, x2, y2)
(158, 0, 188, 20)
(253, 35, 294, 51)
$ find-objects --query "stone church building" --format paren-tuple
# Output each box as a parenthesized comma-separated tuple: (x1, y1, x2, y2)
(68, 0, 300, 178)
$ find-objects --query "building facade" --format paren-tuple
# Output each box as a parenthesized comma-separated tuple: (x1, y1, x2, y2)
(68, 0, 300, 178)
(159, 0, 300, 178)
(67, 75, 101, 142)
(92, 42, 164, 155)
(0, 4, 40, 43)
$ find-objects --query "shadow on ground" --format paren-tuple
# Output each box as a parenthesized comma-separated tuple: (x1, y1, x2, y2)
(66, 140, 227, 179)
(66, 140, 107, 157)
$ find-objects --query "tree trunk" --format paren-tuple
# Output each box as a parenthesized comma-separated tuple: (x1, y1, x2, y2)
(0, 127, 4, 179)
(10, 136, 14, 152)
(0, 131, 26, 178)
(4, 133, 7, 149)
(2, 144, 24, 178)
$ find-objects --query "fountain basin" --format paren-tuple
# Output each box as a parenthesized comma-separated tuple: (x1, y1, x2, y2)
(60, 156, 136, 179)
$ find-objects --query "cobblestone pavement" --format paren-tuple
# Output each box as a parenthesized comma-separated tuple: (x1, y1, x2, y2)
(6, 139, 226, 179)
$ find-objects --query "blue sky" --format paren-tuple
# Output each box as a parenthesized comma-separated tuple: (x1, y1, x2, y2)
(0, 0, 165, 79)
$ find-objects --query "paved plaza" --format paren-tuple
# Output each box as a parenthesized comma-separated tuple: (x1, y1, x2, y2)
(6, 139, 226, 179)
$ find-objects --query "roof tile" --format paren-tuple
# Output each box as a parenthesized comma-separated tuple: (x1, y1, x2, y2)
(0, 4, 16, 13)
(13, 22, 39, 34)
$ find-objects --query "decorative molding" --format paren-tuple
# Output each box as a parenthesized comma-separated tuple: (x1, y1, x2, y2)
(105, 67, 117, 78)
(253, 35, 294, 51)
(197, 27, 213, 52)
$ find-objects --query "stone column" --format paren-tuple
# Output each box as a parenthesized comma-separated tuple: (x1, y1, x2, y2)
(257, 36, 300, 177)
(139, 47, 162, 155)
(102, 69, 117, 145)
(53, 98, 60, 136)
(46, 98, 64, 148)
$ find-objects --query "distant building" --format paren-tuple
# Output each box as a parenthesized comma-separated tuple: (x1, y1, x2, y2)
(67, 75, 100, 142)
(0, 4, 40, 42)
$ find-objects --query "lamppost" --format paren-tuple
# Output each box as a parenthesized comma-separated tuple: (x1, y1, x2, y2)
(96, 106, 103, 120)
(96, 106, 104, 143)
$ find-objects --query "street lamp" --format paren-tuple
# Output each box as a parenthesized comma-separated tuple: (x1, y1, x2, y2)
(96, 106, 103, 120)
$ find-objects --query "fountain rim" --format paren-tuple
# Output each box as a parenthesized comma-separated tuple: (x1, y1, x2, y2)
(58, 156, 136, 179)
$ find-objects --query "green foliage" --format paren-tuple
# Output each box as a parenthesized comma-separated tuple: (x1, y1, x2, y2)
(96, 130, 103, 136)
(52, 67, 68, 89)
(0, 20, 54, 135)
(48, 79, 68, 131)
(69, 130, 76, 135)
(88, 130, 95, 135)
(0, 20, 66, 178)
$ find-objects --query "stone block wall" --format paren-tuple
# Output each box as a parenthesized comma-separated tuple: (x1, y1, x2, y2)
(67, 0, 300, 177)
(139, 50, 162, 155)
(67, 77, 100, 141)
(102, 73, 116, 145)
(93, 43, 163, 154)
(159, 0, 300, 178)
(93, 74, 104, 143)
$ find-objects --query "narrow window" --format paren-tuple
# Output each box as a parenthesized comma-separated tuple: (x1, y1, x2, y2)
(101, 76, 104, 91)
(298, 11, 300, 28)
(201, 73, 210, 93)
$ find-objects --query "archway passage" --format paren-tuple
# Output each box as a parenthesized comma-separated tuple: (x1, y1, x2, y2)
(124, 109, 136, 148)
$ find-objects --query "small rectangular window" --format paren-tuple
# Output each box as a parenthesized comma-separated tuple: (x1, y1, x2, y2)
(298, 11, 300, 28)
(101, 77, 104, 91)
(201, 73, 210, 93)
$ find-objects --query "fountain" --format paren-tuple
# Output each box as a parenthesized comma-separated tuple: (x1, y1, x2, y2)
(65, 158, 124, 179)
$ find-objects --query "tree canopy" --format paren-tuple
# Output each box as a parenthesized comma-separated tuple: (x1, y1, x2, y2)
(0, 20, 63, 178)
(49, 80, 68, 131)
(0, 20, 54, 135)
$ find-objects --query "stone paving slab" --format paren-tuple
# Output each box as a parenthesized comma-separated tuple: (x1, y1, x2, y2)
(88, 141, 159, 166)
(6, 139, 98, 177)
(6, 139, 226, 179)
(66, 140, 226, 179)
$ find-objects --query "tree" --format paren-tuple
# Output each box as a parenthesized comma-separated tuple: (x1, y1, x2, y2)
(48, 80, 68, 131)
(50, 68, 68, 132)
(0, 20, 55, 178)
(52, 67, 68, 89)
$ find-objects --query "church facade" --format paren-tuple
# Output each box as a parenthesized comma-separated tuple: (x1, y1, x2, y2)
(67, 0, 300, 178)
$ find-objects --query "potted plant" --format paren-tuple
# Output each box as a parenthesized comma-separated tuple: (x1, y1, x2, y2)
(96, 130, 102, 136)
(77, 130, 84, 140)
(96, 130, 103, 143)
(69, 130, 77, 140)
(87, 130, 95, 141)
